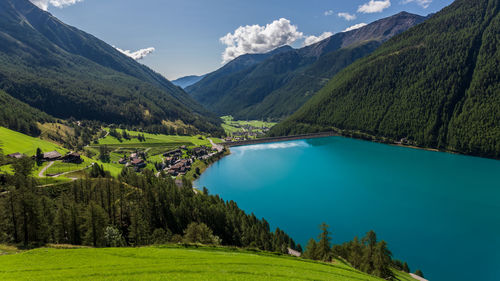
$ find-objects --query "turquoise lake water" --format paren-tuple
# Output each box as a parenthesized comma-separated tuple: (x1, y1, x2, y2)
(196, 136, 500, 281)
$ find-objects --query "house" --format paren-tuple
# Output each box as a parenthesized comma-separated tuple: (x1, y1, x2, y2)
(180, 145, 187, 150)
(192, 146, 209, 158)
(43, 151, 62, 161)
(131, 158, 146, 168)
(163, 149, 182, 157)
(7, 152, 25, 159)
(61, 152, 82, 164)
(130, 153, 138, 160)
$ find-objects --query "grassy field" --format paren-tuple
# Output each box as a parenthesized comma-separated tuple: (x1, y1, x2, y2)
(0, 126, 67, 156)
(98, 128, 217, 147)
(221, 116, 276, 136)
(0, 245, 417, 281)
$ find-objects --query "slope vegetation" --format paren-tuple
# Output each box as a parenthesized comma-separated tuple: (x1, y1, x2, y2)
(270, 0, 500, 158)
(0, 246, 417, 281)
(0, 0, 222, 135)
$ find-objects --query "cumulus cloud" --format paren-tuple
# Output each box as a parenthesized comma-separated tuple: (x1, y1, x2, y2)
(115, 47, 156, 60)
(337, 12, 357, 21)
(343, 23, 368, 32)
(401, 0, 432, 8)
(30, 0, 83, 11)
(219, 18, 303, 64)
(358, 0, 391, 13)
(304, 32, 334, 46)
(324, 10, 334, 16)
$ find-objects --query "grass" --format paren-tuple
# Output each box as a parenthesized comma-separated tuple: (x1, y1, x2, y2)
(0, 245, 416, 281)
(0, 126, 68, 156)
(99, 128, 218, 147)
(221, 116, 276, 136)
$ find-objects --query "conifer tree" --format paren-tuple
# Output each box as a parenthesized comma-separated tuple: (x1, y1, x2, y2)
(317, 222, 332, 261)
(83, 202, 108, 247)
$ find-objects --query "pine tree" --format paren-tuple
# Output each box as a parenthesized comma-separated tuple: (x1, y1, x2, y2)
(403, 262, 410, 273)
(317, 222, 332, 261)
(304, 238, 318, 260)
(83, 202, 108, 247)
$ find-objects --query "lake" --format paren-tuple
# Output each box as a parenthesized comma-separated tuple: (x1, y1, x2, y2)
(195, 136, 500, 281)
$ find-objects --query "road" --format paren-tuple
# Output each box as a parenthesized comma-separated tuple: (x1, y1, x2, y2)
(209, 138, 224, 152)
(38, 161, 54, 178)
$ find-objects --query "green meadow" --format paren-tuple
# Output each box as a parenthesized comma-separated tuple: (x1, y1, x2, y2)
(0, 126, 67, 156)
(0, 246, 417, 281)
(221, 116, 276, 136)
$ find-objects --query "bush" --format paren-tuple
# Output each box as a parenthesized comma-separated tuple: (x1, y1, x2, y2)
(152, 228, 172, 245)
(183, 222, 221, 245)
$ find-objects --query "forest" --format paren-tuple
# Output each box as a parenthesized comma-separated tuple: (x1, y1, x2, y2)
(0, 157, 297, 253)
(269, 0, 500, 159)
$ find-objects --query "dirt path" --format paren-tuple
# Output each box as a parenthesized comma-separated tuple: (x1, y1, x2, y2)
(38, 161, 54, 178)
(209, 138, 224, 152)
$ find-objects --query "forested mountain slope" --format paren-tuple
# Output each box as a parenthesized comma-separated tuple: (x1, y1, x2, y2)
(0, 0, 222, 135)
(172, 75, 206, 89)
(187, 12, 426, 120)
(270, 0, 500, 158)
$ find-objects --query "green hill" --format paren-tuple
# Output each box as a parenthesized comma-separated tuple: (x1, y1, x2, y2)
(0, 246, 416, 281)
(270, 0, 500, 159)
(0, 0, 222, 136)
(0, 126, 66, 156)
(186, 12, 425, 121)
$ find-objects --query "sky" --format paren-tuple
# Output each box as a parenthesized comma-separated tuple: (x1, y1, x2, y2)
(31, 0, 454, 80)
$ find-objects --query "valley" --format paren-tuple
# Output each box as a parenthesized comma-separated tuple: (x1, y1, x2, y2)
(0, 0, 499, 280)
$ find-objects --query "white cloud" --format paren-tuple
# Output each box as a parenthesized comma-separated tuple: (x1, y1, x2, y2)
(303, 32, 334, 46)
(30, 0, 83, 11)
(115, 47, 156, 60)
(358, 0, 391, 13)
(220, 18, 303, 64)
(337, 12, 357, 21)
(343, 23, 368, 32)
(401, 0, 432, 8)
(324, 10, 334, 16)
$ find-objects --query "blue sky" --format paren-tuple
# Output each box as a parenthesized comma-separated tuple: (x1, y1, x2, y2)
(36, 0, 454, 80)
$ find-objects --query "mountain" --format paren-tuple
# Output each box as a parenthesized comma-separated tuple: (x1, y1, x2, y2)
(0, 0, 223, 136)
(186, 12, 426, 120)
(172, 75, 206, 89)
(186, 45, 294, 106)
(270, 0, 500, 159)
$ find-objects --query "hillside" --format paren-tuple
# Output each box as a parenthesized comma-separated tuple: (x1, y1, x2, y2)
(0, 89, 54, 136)
(269, 0, 500, 159)
(186, 12, 426, 120)
(0, 246, 417, 281)
(186, 45, 294, 106)
(171, 75, 206, 89)
(0, 0, 222, 136)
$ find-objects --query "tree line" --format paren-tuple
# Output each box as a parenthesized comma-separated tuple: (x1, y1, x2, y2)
(302, 223, 424, 279)
(0, 157, 298, 253)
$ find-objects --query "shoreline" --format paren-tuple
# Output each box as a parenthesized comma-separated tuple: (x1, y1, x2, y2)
(223, 131, 497, 160)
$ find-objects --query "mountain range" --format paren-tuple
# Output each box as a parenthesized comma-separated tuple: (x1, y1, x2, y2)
(270, 0, 499, 158)
(186, 12, 427, 120)
(172, 75, 206, 89)
(0, 0, 223, 136)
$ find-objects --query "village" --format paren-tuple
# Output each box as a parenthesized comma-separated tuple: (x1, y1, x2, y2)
(117, 144, 222, 177)
(223, 124, 272, 142)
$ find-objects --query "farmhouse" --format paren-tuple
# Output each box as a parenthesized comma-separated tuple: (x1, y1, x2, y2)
(43, 151, 62, 161)
(7, 152, 25, 159)
(164, 149, 182, 157)
(131, 158, 146, 168)
(61, 152, 82, 164)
